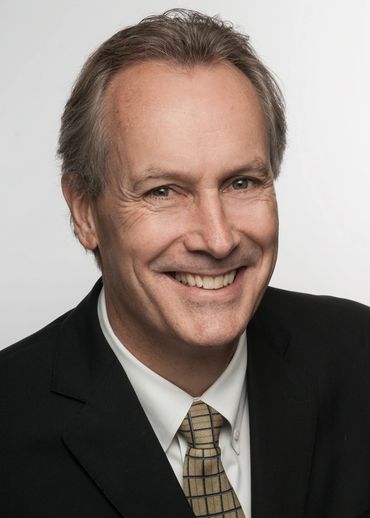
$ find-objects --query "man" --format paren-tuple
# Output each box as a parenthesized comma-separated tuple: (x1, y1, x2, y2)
(1, 9, 369, 518)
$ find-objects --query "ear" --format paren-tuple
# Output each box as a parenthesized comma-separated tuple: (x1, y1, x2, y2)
(61, 175, 98, 251)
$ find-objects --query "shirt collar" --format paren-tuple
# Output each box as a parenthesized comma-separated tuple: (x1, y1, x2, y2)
(201, 333, 247, 454)
(97, 287, 247, 453)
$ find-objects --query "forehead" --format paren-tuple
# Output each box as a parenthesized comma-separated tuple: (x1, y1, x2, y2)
(106, 60, 265, 128)
(104, 60, 269, 179)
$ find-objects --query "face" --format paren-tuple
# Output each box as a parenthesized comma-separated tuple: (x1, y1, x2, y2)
(82, 61, 278, 354)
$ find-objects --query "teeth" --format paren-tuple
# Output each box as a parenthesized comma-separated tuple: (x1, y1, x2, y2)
(174, 270, 237, 290)
(186, 273, 196, 287)
(195, 275, 203, 287)
(214, 275, 223, 289)
(203, 276, 214, 289)
(228, 271, 236, 284)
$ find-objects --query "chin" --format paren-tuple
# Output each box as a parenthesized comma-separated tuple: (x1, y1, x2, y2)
(172, 319, 245, 350)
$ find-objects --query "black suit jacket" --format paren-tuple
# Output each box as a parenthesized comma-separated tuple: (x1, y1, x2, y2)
(1, 279, 370, 517)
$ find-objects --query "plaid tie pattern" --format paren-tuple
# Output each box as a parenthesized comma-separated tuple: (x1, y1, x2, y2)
(179, 400, 245, 518)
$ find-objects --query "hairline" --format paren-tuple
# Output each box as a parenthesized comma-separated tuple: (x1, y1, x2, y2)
(91, 56, 278, 197)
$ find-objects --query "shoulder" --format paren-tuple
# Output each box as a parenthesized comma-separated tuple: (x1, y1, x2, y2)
(261, 286, 370, 337)
(0, 279, 103, 402)
(258, 287, 370, 387)
(0, 310, 72, 387)
(263, 285, 370, 315)
(1, 310, 72, 360)
(0, 279, 102, 373)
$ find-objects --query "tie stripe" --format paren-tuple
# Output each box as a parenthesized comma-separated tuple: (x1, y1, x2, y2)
(179, 401, 245, 518)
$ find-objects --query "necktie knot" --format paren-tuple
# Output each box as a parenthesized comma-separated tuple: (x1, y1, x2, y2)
(179, 400, 223, 449)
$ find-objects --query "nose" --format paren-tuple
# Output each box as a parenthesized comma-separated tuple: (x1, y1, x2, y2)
(183, 191, 240, 259)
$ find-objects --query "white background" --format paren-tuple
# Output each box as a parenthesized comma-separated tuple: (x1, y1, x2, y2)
(1, 0, 369, 347)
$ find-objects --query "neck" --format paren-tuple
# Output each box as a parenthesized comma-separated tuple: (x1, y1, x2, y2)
(141, 341, 237, 397)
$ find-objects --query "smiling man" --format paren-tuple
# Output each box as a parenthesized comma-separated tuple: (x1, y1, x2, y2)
(67, 59, 278, 397)
(1, 9, 370, 518)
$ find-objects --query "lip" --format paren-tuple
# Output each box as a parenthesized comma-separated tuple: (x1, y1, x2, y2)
(163, 267, 247, 300)
(167, 267, 242, 277)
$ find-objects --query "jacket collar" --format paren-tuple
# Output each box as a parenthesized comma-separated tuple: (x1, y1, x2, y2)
(51, 278, 113, 403)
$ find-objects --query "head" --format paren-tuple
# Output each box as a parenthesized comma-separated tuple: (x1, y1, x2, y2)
(59, 9, 286, 357)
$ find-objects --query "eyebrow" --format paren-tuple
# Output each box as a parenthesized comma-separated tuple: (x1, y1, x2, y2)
(225, 160, 271, 178)
(132, 159, 271, 189)
(132, 170, 191, 189)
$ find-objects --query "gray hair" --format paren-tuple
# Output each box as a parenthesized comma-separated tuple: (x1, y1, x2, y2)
(58, 8, 286, 196)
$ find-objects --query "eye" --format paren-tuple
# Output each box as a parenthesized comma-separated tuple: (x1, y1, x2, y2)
(147, 186, 171, 198)
(230, 177, 253, 190)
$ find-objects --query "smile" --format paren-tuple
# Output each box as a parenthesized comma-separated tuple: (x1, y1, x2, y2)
(173, 270, 237, 290)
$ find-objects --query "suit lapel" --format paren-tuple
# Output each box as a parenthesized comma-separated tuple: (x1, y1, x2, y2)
(247, 303, 316, 518)
(52, 280, 193, 518)
(63, 358, 193, 518)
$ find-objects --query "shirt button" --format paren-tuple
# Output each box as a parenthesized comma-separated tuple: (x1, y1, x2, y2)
(233, 430, 240, 441)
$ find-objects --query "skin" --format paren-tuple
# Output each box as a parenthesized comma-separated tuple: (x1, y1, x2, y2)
(63, 60, 279, 396)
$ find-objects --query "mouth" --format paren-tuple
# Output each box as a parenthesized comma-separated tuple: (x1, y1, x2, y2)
(168, 269, 240, 290)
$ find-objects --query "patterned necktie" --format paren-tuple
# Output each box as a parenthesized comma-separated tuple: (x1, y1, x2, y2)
(179, 400, 245, 518)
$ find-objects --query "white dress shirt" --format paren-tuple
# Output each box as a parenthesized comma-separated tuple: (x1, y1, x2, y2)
(98, 288, 251, 516)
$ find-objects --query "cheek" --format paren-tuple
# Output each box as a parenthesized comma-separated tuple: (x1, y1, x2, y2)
(128, 212, 188, 253)
(230, 199, 278, 246)
(108, 217, 186, 274)
(256, 209, 278, 247)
